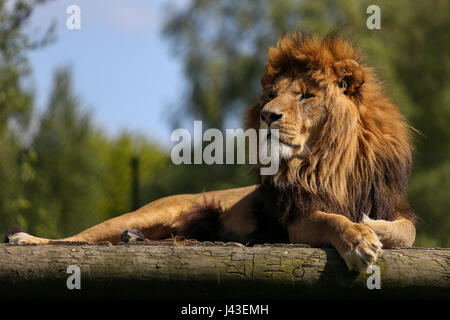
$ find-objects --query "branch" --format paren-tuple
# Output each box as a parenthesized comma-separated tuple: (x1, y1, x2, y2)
(0, 242, 448, 299)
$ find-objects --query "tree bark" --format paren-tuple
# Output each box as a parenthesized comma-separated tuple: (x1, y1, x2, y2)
(0, 242, 449, 299)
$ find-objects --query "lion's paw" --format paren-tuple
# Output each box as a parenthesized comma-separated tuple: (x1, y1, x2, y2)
(7, 232, 38, 245)
(337, 223, 383, 272)
(119, 229, 146, 243)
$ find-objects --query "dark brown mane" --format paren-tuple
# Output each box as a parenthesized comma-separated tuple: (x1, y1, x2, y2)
(246, 32, 416, 224)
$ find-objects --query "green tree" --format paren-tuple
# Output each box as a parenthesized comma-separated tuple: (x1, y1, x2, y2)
(95, 132, 169, 220)
(22, 68, 105, 237)
(21, 65, 185, 239)
(0, 0, 53, 237)
(164, 0, 450, 246)
(23, 68, 174, 238)
(0, 0, 53, 129)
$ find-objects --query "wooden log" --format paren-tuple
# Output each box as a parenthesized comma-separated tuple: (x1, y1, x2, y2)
(0, 242, 448, 299)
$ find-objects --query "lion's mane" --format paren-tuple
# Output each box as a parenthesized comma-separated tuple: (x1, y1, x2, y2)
(246, 32, 416, 224)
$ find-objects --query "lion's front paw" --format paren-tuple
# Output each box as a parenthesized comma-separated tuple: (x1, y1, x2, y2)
(119, 229, 146, 243)
(336, 223, 383, 272)
(7, 232, 39, 245)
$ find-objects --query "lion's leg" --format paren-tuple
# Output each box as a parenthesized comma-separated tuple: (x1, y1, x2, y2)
(7, 186, 257, 245)
(362, 215, 415, 248)
(7, 194, 195, 245)
(287, 211, 382, 271)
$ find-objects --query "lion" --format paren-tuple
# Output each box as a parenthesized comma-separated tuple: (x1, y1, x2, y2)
(7, 32, 416, 271)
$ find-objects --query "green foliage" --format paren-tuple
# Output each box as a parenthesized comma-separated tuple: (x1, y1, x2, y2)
(23, 68, 104, 236)
(0, 0, 53, 237)
(0, 1, 172, 239)
(21, 68, 174, 238)
(0, 0, 54, 129)
(164, 0, 450, 246)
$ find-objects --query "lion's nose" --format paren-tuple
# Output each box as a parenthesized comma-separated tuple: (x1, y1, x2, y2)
(260, 110, 283, 126)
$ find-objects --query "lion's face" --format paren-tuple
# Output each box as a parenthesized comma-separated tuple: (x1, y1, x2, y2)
(259, 73, 327, 160)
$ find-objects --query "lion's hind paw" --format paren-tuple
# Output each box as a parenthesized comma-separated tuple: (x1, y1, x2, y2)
(119, 229, 146, 243)
(7, 232, 37, 245)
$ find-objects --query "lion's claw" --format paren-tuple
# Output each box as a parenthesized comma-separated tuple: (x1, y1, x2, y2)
(338, 223, 383, 271)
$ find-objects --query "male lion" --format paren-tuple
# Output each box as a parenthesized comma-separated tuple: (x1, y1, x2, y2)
(7, 32, 416, 271)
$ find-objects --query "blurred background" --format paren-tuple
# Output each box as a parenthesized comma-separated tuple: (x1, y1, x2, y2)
(0, 0, 448, 246)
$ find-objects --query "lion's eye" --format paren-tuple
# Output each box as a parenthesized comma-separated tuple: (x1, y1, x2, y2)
(268, 92, 276, 100)
(298, 92, 315, 102)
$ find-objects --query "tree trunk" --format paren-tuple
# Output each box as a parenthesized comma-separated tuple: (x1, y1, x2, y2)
(0, 242, 449, 299)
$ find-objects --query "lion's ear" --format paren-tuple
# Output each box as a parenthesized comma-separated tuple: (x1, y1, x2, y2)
(333, 59, 365, 96)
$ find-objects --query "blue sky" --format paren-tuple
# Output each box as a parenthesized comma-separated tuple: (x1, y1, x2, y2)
(27, 0, 188, 146)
